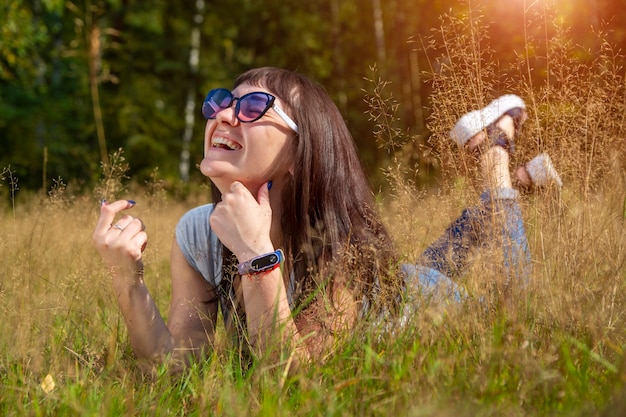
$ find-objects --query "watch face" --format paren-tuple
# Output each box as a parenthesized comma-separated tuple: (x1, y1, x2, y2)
(252, 253, 279, 270)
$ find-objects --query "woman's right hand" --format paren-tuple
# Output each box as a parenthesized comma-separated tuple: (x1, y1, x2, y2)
(93, 200, 148, 277)
(209, 181, 274, 263)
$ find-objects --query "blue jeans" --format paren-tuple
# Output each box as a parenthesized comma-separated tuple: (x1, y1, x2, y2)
(403, 188, 531, 302)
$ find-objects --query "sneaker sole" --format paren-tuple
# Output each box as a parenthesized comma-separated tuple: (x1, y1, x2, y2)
(450, 94, 526, 146)
(526, 153, 563, 188)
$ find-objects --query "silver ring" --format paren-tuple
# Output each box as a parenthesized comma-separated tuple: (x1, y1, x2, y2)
(112, 224, 124, 231)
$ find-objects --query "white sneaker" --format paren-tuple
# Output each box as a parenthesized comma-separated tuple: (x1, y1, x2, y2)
(525, 153, 563, 188)
(450, 94, 526, 147)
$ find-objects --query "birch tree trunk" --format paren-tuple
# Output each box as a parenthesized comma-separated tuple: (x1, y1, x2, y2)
(179, 0, 205, 183)
(371, 0, 386, 65)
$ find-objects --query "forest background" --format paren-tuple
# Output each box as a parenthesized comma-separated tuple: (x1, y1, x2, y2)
(2, 1, 626, 415)
(2, 0, 625, 196)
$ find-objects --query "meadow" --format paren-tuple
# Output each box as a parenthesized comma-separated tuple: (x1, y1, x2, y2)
(1, 12, 626, 417)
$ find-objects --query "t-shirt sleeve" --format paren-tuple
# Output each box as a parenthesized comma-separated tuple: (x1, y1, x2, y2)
(175, 204, 222, 287)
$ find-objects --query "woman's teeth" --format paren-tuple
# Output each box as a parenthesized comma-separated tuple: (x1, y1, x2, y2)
(212, 137, 241, 150)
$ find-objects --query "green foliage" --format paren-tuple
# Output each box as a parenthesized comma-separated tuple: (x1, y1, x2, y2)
(1, 0, 623, 194)
(1, 3, 625, 416)
(0, 1, 50, 82)
(2, 3, 626, 416)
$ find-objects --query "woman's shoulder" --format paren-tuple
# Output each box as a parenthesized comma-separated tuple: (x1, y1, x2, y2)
(175, 203, 222, 282)
(176, 203, 217, 243)
(177, 203, 215, 227)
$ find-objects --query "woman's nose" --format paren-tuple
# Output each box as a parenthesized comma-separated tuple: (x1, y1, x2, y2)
(214, 103, 239, 126)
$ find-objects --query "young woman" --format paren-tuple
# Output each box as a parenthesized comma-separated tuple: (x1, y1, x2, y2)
(93, 67, 560, 370)
(93, 67, 399, 370)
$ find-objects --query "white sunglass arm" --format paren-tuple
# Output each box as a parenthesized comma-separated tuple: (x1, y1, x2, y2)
(271, 104, 299, 133)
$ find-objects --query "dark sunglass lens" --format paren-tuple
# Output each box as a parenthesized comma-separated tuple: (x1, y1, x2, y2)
(202, 89, 233, 119)
(238, 93, 272, 122)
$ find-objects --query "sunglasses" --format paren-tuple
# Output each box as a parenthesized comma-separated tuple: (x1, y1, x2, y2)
(202, 88, 299, 133)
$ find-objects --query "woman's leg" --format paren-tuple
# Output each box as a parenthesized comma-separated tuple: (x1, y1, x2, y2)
(419, 111, 532, 286)
(418, 147, 531, 287)
(417, 205, 486, 278)
(409, 96, 562, 300)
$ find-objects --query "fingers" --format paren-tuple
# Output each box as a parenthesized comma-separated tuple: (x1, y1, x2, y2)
(93, 199, 150, 273)
(93, 199, 146, 251)
(229, 181, 249, 195)
(227, 181, 272, 206)
(257, 181, 271, 207)
(95, 200, 136, 236)
(129, 230, 149, 257)
(111, 215, 145, 234)
(110, 219, 148, 259)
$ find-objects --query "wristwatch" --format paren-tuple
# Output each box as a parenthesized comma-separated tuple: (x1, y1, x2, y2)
(237, 249, 284, 275)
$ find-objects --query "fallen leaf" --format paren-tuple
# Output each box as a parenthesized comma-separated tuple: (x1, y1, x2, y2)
(40, 374, 55, 394)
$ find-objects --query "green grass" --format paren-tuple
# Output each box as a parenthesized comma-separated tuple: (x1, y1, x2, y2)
(0, 170, 624, 416)
(1, 6, 626, 417)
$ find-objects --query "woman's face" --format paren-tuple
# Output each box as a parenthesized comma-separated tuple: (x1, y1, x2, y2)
(199, 83, 297, 193)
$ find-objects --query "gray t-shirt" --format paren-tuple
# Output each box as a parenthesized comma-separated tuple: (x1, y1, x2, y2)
(175, 204, 223, 286)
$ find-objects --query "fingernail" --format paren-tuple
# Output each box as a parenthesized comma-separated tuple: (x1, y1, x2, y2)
(267, 181, 273, 190)
(100, 199, 107, 206)
(127, 199, 136, 206)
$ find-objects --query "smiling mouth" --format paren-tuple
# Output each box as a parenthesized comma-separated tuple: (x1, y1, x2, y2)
(211, 137, 242, 150)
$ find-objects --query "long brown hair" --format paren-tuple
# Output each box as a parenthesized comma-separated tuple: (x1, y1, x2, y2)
(211, 67, 400, 314)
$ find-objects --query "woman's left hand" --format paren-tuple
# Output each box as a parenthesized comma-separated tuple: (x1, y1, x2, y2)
(93, 199, 148, 278)
(209, 181, 275, 262)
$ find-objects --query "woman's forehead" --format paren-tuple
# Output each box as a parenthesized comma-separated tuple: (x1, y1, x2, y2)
(233, 82, 270, 96)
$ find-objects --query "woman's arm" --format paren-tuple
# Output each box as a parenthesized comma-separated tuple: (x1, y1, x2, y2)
(237, 263, 359, 364)
(167, 240, 219, 363)
(209, 182, 308, 360)
(292, 281, 359, 358)
(238, 265, 305, 358)
(210, 182, 360, 363)
(93, 200, 217, 371)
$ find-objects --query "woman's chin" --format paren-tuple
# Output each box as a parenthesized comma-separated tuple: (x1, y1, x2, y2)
(200, 161, 236, 189)
(200, 158, 228, 177)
